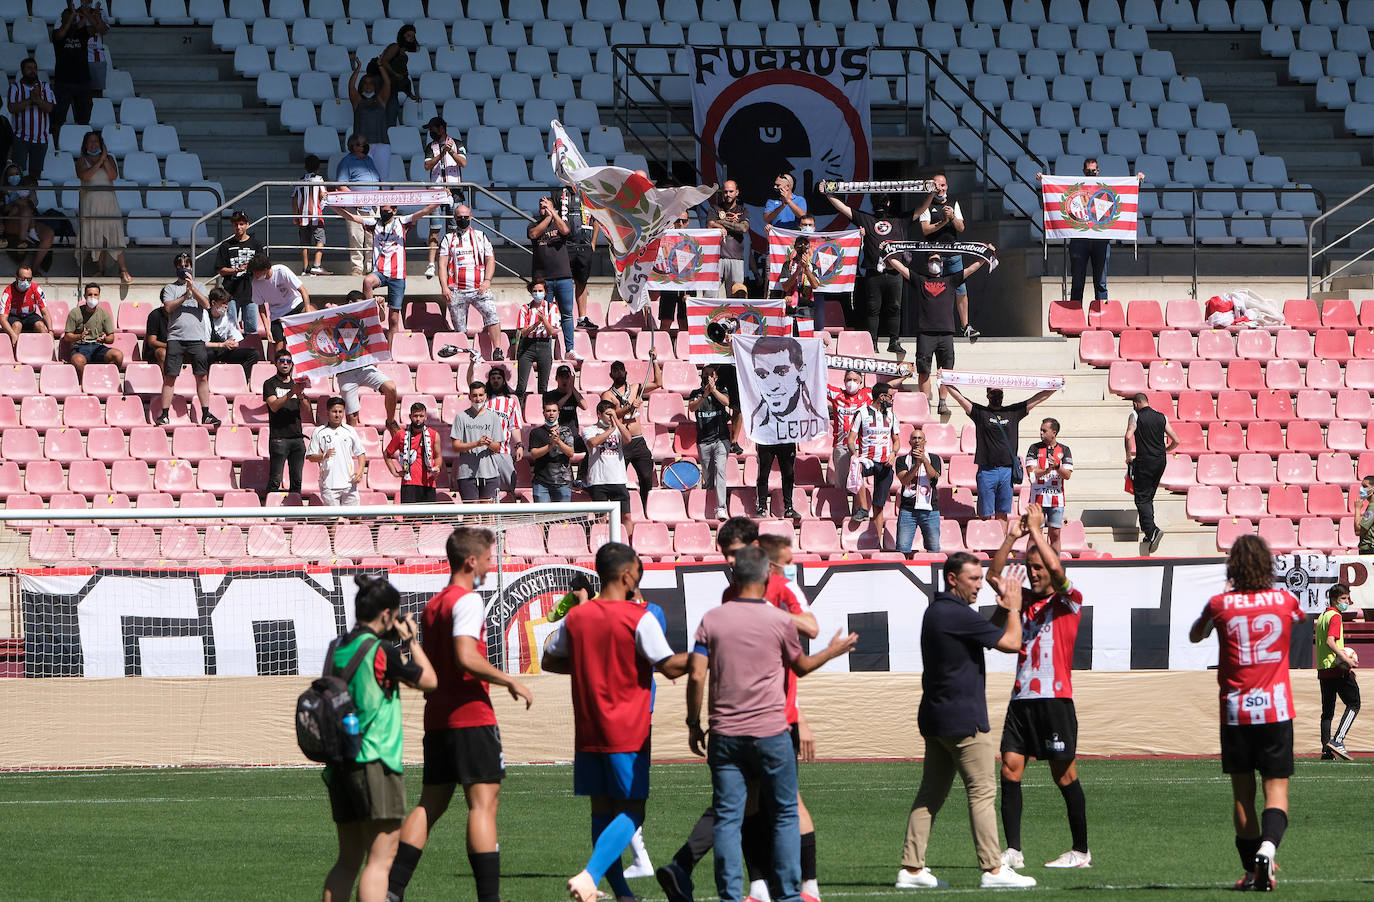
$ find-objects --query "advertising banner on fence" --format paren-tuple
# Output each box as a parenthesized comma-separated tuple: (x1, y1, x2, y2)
(20, 552, 1365, 679)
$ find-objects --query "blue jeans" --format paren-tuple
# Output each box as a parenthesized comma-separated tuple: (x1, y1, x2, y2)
(547, 276, 577, 353)
(896, 507, 941, 554)
(376, 272, 406, 310)
(532, 482, 571, 503)
(975, 466, 1013, 517)
(709, 730, 801, 902)
(229, 299, 260, 335)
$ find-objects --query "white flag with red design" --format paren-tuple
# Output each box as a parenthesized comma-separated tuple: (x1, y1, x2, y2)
(1041, 176, 1139, 241)
(686, 297, 791, 363)
(767, 227, 861, 293)
(648, 229, 722, 292)
(281, 299, 391, 384)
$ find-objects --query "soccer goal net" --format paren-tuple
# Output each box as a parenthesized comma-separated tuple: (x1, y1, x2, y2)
(0, 501, 617, 769)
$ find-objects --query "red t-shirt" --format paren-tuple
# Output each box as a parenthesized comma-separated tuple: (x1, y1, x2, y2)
(421, 585, 497, 731)
(723, 573, 808, 724)
(385, 426, 440, 488)
(1203, 588, 1304, 725)
(1012, 584, 1082, 700)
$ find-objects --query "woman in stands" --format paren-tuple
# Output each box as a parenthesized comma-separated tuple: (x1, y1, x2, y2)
(348, 56, 392, 181)
(75, 131, 132, 284)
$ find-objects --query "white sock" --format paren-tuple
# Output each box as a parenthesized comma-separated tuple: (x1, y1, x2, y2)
(749, 878, 771, 901)
(801, 878, 820, 898)
(1257, 840, 1276, 859)
(630, 827, 651, 868)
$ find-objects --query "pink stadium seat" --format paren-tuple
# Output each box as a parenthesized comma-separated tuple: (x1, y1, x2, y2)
(1274, 329, 1313, 361)
(1048, 300, 1086, 335)
(633, 522, 673, 560)
(1196, 329, 1235, 361)
(247, 524, 290, 558)
(1282, 299, 1320, 330)
(20, 395, 60, 429)
(15, 333, 54, 366)
(1086, 300, 1126, 331)
(90, 492, 132, 526)
(159, 525, 203, 560)
(62, 395, 104, 429)
(215, 425, 257, 462)
(964, 519, 1008, 552)
(1258, 517, 1299, 553)
(1340, 516, 1358, 548)
(1304, 359, 1344, 392)
(579, 361, 612, 395)
(208, 364, 248, 396)
(0, 396, 15, 428)
(233, 394, 269, 426)
(24, 460, 66, 495)
(29, 528, 71, 563)
(1176, 390, 1215, 422)
(648, 392, 688, 425)
(1144, 361, 1183, 393)
(1226, 362, 1267, 396)
(1298, 517, 1340, 552)
(840, 520, 882, 553)
(1235, 330, 1274, 360)
(114, 525, 158, 561)
(116, 301, 151, 336)
(636, 330, 676, 361)
(947, 455, 978, 490)
(593, 330, 634, 362)
(1126, 300, 1165, 331)
(1262, 360, 1302, 391)
(197, 459, 237, 495)
(1314, 329, 1353, 363)
(1267, 483, 1307, 517)
(49, 492, 87, 514)
(661, 361, 698, 395)
(1154, 329, 1196, 361)
(1336, 389, 1373, 422)
(153, 459, 197, 495)
(892, 391, 929, 422)
(1058, 520, 1088, 556)
(104, 395, 148, 428)
(500, 524, 544, 558)
(204, 525, 247, 559)
(1206, 421, 1245, 455)
(546, 523, 589, 557)
(44, 427, 86, 462)
(1279, 419, 1321, 454)
(129, 426, 171, 462)
(415, 363, 456, 396)
(1117, 328, 1158, 363)
(1186, 485, 1225, 522)
(812, 487, 850, 522)
(1317, 451, 1356, 485)
(72, 525, 115, 559)
(391, 331, 431, 365)
(1171, 421, 1205, 456)
(134, 490, 174, 517)
(1307, 483, 1351, 518)
(836, 330, 876, 358)
(0, 364, 39, 397)
(1180, 360, 1221, 394)
(290, 524, 332, 559)
(1196, 454, 1236, 486)
(1077, 330, 1115, 366)
(1326, 420, 1367, 453)
(1165, 299, 1205, 332)
(1109, 361, 1147, 395)
(2, 427, 43, 462)
(1236, 453, 1277, 486)
(1321, 299, 1358, 329)
(673, 521, 715, 558)
(171, 426, 215, 461)
(1217, 517, 1255, 551)
(799, 519, 841, 556)
(39, 363, 81, 399)
(1295, 389, 1334, 422)
(1254, 389, 1295, 423)
(123, 362, 163, 395)
(1353, 329, 1374, 360)
(178, 491, 217, 510)
(86, 426, 129, 462)
(1344, 358, 1374, 391)
(1216, 390, 1257, 423)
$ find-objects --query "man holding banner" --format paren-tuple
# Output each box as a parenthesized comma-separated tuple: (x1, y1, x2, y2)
(1039, 159, 1146, 302)
(944, 378, 1058, 525)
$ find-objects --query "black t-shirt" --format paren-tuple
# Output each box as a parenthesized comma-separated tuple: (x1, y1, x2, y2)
(262, 374, 304, 440)
(215, 236, 264, 304)
(895, 451, 943, 511)
(144, 307, 168, 344)
(907, 269, 964, 334)
(529, 423, 585, 487)
(531, 226, 571, 280)
(849, 208, 910, 271)
(543, 389, 580, 427)
(688, 386, 733, 445)
(917, 592, 1006, 738)
(924, 195, 960, 243)
(52, 26, 91, 84)
(969, 401, 1029, 469)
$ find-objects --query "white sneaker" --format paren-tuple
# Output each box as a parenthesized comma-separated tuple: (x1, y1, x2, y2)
(894, 868, 941, 889)
(424, 262, 436, 279)
(1000, 848, 1025, 870)
(1044, 849, 1092, 869)
(624, 862, 655, 879)
(714, 507, 729, 521)
(980, 868, 1036, 888)
(567, 350, 584, 362)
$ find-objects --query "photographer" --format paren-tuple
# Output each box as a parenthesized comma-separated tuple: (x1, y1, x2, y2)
(385, 401, 443, 504)
(156, 253, 218, 427)
(688, 363, 734, 521)
(895, 424, 943, 554)
(763, 173, 807, 227)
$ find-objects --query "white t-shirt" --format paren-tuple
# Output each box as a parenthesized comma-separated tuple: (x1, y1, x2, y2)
(252, 264, 305, 318)
(307, 424, 366, 490)
(582, 422, 628, 486)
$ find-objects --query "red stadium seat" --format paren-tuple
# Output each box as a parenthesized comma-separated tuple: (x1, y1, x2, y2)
(1197, 454, 1237, 486)
(1117, 328, 1159, 363)
(122, 362, 163, 395)
(1321, 299, 1358, 328)
(1, 427, 43, 462)
(1258, 517, 1299, 553)
(208, 364, 248, 396)
(1086, 299, 1126, 331)
(1048, 300, 1086, 336)
(1254, 389, 1295, 423)
(1317, 451, 1357, 485)
(73, 526, 115, 560)
(197, 459, 237, 495)
(391, 331, 431, 365)
(115, 525, 159, 561)
(1336, 389, 1373, 422)
(1314, 329, 1353, 363)
(1216, 390, 1257, 423)
(1298, 517, 1340, 552)
(1262, 360, 1303, 391)
(648, 392, 688, 425)
(153, 459, 197, 495)
(159, 525, 204, 560)
(1345, 358, 1374, 391)
(1160, 453, 1198, 490)
(1326, 420, 1367, 453)
(1340, 516, 1358, 548)
(1176, 390, 1216, 422)
(1217, 517, 1255, 551)
(29, 528, 71, 562)
(39, 363, 81, 399)
(672, 521, 715, 558)
(1353, 329, 1374, 360)
(1226, 484, 1266, 519)
(1267, 483, 1307, 517)
(660, 360, 698, 394)
(1223, 360, 1261, 392)
(247, 525, 290, 558)
(1307, 483, 1351, 518)
(129, 426, 171, 462)
(633, 522, 674, 560)
(1145, 361, 1184, 394)
(947, 455, 977, 489)
(1236, 453, 1277, 486)
(171, 426, 215, 461)
(546, 523, 590, 557)
(965, 519, 1009, 552)
(1126, 300, 1164, 332)
(799, 519, 842, 556)
(1283, 299, 1320, 330)
(104, 395, 147, 428)
(1077, 329, 1116, 366)
(1165, 299, 1205, 332)
(1196, 329, 1235, 361)
(1156, 329, 1197, 361)
(1206, 421, 1245, 454)
(1186, 485, 1226, 522)
(1280, 419, 1322, 454)
(1274, 329, 1313, 361)
(593, 330, 634, 362)
(645, 489, 690, 524)
(1171, 421, 1205, 456)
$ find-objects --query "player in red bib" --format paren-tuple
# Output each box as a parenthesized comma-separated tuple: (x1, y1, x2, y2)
(1190, 534, 1303, 892)
(387, 527, 534, 902)
(989, 504, 1090, 871)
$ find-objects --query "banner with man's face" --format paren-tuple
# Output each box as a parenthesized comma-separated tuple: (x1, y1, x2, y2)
(732, 334, 829, 446)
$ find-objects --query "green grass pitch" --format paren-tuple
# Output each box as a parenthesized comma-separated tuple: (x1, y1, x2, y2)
(2, 759, 1371, 900)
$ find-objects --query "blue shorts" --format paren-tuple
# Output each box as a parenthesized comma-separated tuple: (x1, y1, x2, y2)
(1041, 504, 1065, 528)
(72, 342, 110, 363)
(573, 748, 649, 800)
(976, 465, 1014, 517)
(942, 253, 967, 296)
(376, 272, 406, 310)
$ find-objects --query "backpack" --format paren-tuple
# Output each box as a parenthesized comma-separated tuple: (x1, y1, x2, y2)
(295, 636, 379, 766)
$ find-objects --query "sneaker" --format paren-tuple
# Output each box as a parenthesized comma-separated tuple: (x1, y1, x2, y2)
(980, 868, 1036, 888)
(894, 868, 941, 889)
(424, 262, 436, 279)
(800, 894, 820, 902)
(624, 862, 655, 879)
(1233, 872, 1256, 892)
(714, 507, 729, 521)
(309, 265, 330, 276)
(655, 863, 694, 902)
(936, 401, 951, 416)
(755, 504, 769, 517)
(491, 348, 505, 361)
(1253, 845, 1275, 892)
(1000, 848, 1025, 870)
(1148, 528, 1165, 553)
(577, 316, 598, 330)
(784, 507, 801, 520)
(567, 350, 584, 362)
(1321, 750, 1336, 760)
(964, 324, 981, 342)
(887, 339, 906, 354)
(1327, 740, 1352, 761)
(154, 410, 169, 426)
(200, 412, 222, 428)
(1044, 849, 1092, 869)
(852, 508, 870, 522)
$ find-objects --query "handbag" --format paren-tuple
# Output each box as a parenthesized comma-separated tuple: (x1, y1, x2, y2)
(993, 417, 1024, 485)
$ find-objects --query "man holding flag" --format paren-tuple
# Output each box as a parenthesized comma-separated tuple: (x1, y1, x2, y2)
(1038, 159, 1146, 303)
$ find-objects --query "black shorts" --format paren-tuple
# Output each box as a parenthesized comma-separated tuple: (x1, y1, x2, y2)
(1220, 721, 1294, 778)
(164, 339, 209, 377)
(270, 303, 305, 343)
(422, 725, 507, 786)
(72, 342, 110, 363)
(657, 291, 687, 323)
(916, 333, 955, 375)
(589, 483, 632, 516)
(1000, 698, 1079, 760)
(399, 484, 437, 504)
(8, 311, 44, 330)
(860, 459, 895, 502)
(569, 242, 593, 284)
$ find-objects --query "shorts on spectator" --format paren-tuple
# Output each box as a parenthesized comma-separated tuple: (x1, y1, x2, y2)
(376, 272, 406, 311)
(321, 485, 360, 506)
(573, 745, 650, 799)
(8, 312, 44, 330)
(1041, 505, 1065, 528)
(165, 339, 209, 377)
(448, 289, 500, 333)
(1000, 698, 1078, 760)
(1220, 721, 1294, 778)
(297, 225, 325, 248)
(429, 202, 454, 234)
(72, 342, 110, 363)
(337, 365, 392, 415)
(916, 332, 955, 375)
(589, 483, 632, 517)
(399, 484, 437, 503)
(422, 725, 506, 786)
(327, 759, 406, 823)
(269, 303, 305, 343)
(569, 242, 593, 284)
(456, 476, 498, 501)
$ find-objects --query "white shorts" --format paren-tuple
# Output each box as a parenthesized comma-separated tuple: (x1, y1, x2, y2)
(337, 364, 392, 415)
(321, 485, 360, 506)
(448, 288, 500, 333)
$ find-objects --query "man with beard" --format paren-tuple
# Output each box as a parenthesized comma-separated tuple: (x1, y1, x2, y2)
(708, 181, 749, 297)
(601, 356, 662, 514)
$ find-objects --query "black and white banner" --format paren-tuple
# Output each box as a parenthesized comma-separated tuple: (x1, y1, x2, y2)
(18, 554, 1361, 679)
(732, 334, 830, 445)
(691, 46, 871, 242)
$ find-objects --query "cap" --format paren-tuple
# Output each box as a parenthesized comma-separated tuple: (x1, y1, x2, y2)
(424, 116, 446, 130)
(729, 283, 748, 297)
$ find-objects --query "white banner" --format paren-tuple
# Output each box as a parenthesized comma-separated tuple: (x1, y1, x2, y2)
(324, 188, 452, 207)
(732, 334, 829, 445)
(941, 370, 1065, 391)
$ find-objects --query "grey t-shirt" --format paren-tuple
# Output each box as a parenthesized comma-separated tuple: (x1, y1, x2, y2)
(450, 406, 504, 480)
(161, 281, 209, 342)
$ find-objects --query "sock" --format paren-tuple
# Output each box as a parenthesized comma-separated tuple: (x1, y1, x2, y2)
(673, 808, 716, 875)
(468, 850, 500, 902)
(1321, 716, 1334, 748)
(748, 879, 771, 902)
(1334, 707, 1360, 744)
(1235, 835, 1261, 872)
(1260, 808, 1288, 850)
(741, 811, 770, 886)
(629, 826, 651, 868)
(800, 830, 818, 883)
(1000, 779, 1023, 851)
(387, 842, 423, 900)
(588, 812, 641, 889)
(801, 879, 820, 899)
(1058, 779, 1088, 853)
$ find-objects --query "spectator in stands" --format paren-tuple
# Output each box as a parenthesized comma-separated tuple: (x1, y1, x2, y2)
(763, 173, 806, 227)
(333, 289, 399, 433)
(422, 116, 465, 280)
(689, 363, 735, 522)
(1038, 160, 1147, 303)
(945, 384, 1055, 526)
(61, 282, 124, 377)
(249, 251, 312, 356)
(373, 24, 419, 129)
(584, 399, 635, 539)
(1, 163, 55, 271)
(918, 173, 979, 342)
(708, 180, 749, 297)
(0, 110, 12, 167)
(307, 396, 367, 506)
(1024, 417, 1073, 553)
(895, 424, 942, 555)
(652, 214, 693, 334)
(555, 186, 599, 331)
(441, 204, 504, 360)
(886, 248, 995, 416)
(602, 355, 661, 513)
(143, 302, 168, 368)
(215, 212, 264, 334)
(75, 130, 131, 283)
(529, 398, 586, 503)
(333, 200, 440, 346)
(778, 214, 824, 332)
(82, 0, 111, 94)
(1358, 477, 1374, 555)
(7, 58, 54, 181)
(206, 286, 260, 380)
(544, 364, 584, 428)
(263, 351, 308, 496)
(450, 380, 504, 502)
(386, 401, 443, 504)
(828, 368, 870, 495)
(827, 190, 924, 348)
(515, 278, 559, 397)
(528, 194, 582, 361)
(348, 55, 392, 180)
(465, 360, 524, 500)
(292, 155, 328, 276)
(849, 382, 899, 537)
(156, 253, 219, 428)
(1125, 392, 1180, 554)
(0, 263, 50, 347)
(51, 8, 94, 133)
(335, 133, 382, 275)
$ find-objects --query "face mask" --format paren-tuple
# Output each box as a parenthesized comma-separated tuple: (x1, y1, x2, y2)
(928, 262, 942, 275)
(800, 225, 815, 233)
(877, 396, 890, 408)
(378, 209, 394, 223)
(774, 186, 783, 197)
(936, 193, 947, 203)
(782, 563, 798, 583)
(429, 130, 442, 141)
(845, 379, 860, 393)
(531, 291, 545, 302)
(599, 418, 610, 428)
(14, 279, 30, 292)
(360, 90, 375, 99)
(358, 143, 370, 155)
(84, 296, 99, 308)
(1336, 599, 1352, 612)
(453, 216, 470, 230)
(6, 175, 20, 186)
(545, 415, 559, 426)
(1362, 487, 1372, 499)
(22, 74, 36, 85)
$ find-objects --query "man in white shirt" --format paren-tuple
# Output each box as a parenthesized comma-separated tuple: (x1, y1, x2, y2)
(157, 253, 218, 427)
(249, 251, 312, 355)
(307, 396, 367, 506)
(423, 115, 467, 279)
(440, 205, 505, 360)
(206, 287, 260, 380)
(582, 399, 634, 540)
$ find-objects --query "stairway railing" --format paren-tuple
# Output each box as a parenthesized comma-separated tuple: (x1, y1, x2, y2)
(1308, 182, 1374, 297)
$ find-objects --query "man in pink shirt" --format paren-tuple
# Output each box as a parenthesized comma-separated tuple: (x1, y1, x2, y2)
(687, 546, 857, 902)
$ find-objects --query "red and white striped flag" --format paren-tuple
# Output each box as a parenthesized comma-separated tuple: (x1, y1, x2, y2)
(648, 229, 722, 292)
(281, 299, 391, 383)
(1041, 176, 1139, 241)
(686, 297, 790, 363)
(767, 227, 861, 293)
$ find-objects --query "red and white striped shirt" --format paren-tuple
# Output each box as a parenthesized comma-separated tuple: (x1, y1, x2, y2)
(849, 404, 898, 464)
(1, 282, 47, 317)
(87, 34, 107, 63)
(1012, 584, 1083, 701)
(360, 211, 423, 279)
(827, 384, 871, 444)
(293, 173, 326, 227)
(485, 393, 523, 455)
(441, 228, 493, 292)
(515, 300, 558, 339)
(8, 80, 55, 144)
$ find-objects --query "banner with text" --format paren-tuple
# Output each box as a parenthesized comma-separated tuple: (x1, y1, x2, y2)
(940, 370, 1065, 391)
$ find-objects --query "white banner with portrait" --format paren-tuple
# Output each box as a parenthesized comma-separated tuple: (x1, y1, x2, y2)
(732, 334, 829, 445)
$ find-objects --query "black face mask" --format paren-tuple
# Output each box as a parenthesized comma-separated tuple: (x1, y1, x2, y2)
(429, 130, 442, 142)
(22, 73, 37, 85)
(408, 421, 422, 434)
(379, 209, 394, 223)
(453, 216, 470, 230)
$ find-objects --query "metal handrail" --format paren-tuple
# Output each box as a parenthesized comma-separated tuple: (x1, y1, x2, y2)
(1307, 181, 1374, 297)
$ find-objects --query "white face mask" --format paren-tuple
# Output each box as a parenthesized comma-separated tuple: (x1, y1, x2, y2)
(84, 295, 99, 308)
(845, 379, 860, 393)
(800, 225, 815, 233)
(782, 563, 798, 582)
(1363, 487, 1372, 499)
(14, 279, 30, 291)
(531, 291, 545, 302)
(928, 261, 942, 275)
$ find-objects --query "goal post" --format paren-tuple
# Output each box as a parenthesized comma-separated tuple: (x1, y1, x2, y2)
(0, 501, 617, 768)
